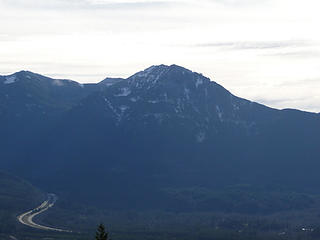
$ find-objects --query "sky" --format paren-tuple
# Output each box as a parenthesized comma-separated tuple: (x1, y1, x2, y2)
(1, 0, 320, 112)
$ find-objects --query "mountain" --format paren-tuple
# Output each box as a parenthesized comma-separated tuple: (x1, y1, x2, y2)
(99, 77, 125, 87)
(1, 65, 320, 213)
(0, 71, 102, 169)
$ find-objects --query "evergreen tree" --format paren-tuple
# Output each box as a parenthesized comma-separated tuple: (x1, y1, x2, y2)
(95, 224, 109, 240)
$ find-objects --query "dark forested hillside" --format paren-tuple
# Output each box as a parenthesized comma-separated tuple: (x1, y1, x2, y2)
(0, 171, 44, 233)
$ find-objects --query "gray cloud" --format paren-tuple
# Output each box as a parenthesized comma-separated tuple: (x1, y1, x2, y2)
(254, 95, 320, 113)
(0, 0, 270, 11)
(277, 78, 320, 87)
(254, 97, 305, 106)
(194, 40, 311, 50)
(262, 50, 320, 58)
(1, 0, 177, 10)
(209, 0, 270, 7)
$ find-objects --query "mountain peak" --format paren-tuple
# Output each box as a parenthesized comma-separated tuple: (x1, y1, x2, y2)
(1, 70, 87, 90)
(127, 64, 210, 90)
(15, 70, 33, 75)
(0, 71, 32, 84)
(1, 70, 46, 83)
(11, 70, 40, 78)
(143, 64, 192, 74)
(99, 77, 125, 86)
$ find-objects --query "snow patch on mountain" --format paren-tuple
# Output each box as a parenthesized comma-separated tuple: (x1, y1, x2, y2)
(163, 93, 168, 102)
(119, 105, 129, 113)
(104, 97, 118, 117)
(103, 96, 130, 123)
(196, 131, 206, 143)
(148, 100, 159, 104)
(129, 65, 170, 89)
(154, 113, 164, 122)
(174, 98, 184, 113)
(115, 87, 131, 97)
(4, 76, 17, 84)
(184, 87, 190, 100)
(130, 97, 138, 102)
(216, 105, 223, 121)
(195, 78, 203, 88)
(52, 79, 64, 86)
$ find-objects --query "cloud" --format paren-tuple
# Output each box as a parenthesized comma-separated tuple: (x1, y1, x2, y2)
(254, 97, 306, 106)
(1, 0, 270, 10)
(193, 40, 311, 50)
(263, 50, 320, 58)
(0, 0, 178, 10)
(209, 0, 270, 7)
(255, 96, 320, 113)
(277, 78, 320, 87)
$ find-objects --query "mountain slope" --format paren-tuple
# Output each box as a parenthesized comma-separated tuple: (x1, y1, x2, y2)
(1, 65, 320, 213)
(0, 171, 44, 233)
(8, 64, 317, 211)
(0, 71, 102, 169)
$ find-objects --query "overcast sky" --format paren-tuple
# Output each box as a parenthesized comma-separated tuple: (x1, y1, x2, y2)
(1, 0, 320, 112)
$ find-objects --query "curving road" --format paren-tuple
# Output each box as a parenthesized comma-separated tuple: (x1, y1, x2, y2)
(17, 193, 71, 232)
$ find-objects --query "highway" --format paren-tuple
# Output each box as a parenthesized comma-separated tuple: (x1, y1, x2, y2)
(17, 193, 71, 232)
